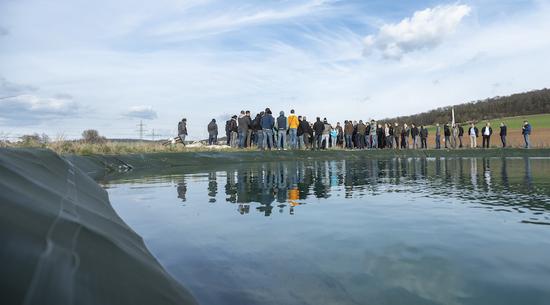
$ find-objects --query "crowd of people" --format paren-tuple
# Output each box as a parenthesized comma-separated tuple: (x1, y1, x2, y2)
(176, 109, 534, 150)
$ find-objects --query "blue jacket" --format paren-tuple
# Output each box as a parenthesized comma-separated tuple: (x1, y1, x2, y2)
(260, 114, 274, 129)
(523, 123, 532, 135)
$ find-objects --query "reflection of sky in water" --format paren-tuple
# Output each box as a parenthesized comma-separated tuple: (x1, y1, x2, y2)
(105, 158, 550, 305)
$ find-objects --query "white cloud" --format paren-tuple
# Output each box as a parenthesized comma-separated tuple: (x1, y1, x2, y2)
(364, 4, 471, 59)
(0, 94, 80, 125)
(123, 105, 158, 120)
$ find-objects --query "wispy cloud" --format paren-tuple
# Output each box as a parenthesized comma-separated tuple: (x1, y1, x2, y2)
(364, 4, 471, 59)
(0, 94, 80, 125)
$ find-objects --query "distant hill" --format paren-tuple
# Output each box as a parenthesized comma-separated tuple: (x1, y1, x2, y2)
(383, 88, 550, 125)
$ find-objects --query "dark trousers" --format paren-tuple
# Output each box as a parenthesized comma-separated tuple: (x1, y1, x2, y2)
(501, 135, 506, 147)
(482, 135, 490, 148)
(421, 138, 427, 149)
(444, 136, 450, 148)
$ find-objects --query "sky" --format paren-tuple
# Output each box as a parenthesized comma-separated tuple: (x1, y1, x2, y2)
(1, 0, 549, 141)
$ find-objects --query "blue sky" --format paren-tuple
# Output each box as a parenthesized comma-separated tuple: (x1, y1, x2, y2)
(1, 0, 549, 140)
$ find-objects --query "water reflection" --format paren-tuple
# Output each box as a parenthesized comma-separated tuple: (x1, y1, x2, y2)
(162, 157, 550, 223)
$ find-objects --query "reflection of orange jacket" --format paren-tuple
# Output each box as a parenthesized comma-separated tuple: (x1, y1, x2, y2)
(288, 115, 299, 129)
(288, 188, 299, 201)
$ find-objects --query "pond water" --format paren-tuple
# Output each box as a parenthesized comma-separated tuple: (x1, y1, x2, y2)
(104, 157, 550, 305)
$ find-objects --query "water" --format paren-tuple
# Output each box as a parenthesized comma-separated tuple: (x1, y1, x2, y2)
(104, 157, 550, 305)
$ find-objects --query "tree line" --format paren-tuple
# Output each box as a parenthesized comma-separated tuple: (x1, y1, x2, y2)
(383, 88, 550, 125)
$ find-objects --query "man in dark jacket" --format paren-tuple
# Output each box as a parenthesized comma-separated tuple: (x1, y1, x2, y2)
(178, 118, 188, 146)
(357, 120, 367, 149)
(252, 112, 262, 147)
(225, 119, 232, 146)
(276, 111, 288, 150)
(344, 120, 353, 149)
(260, 108, 275, 150)
(411, 124, 419, 149)
(313, 117, 325, 150)
(420, 126, 428, 149)
(208, 119, 218, 145)
(301, 116, 313, 149)
(444, 124, 451, 148)
(481, 122, 493, 148)
(229, 115, 238, 148)
(458, 124, 464, 148)
(238, 110, 251, 148)
(499, 122, 507, 148)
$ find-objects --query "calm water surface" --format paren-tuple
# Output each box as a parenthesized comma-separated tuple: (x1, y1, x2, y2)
(104, 157, 550, 305)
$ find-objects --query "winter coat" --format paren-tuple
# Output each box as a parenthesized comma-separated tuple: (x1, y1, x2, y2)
(344, 122, 354, 135)
(357, 123, 367, 135)
(288, 115, 299, 129)
(208, 121, 218, 135)
(458, 126, 464, 136)
(229, 119, 238, 132)
(323, 123, 331, 135)
(225, 120, 232, 134)
(178, 121, 187, 135)
(411, 127, 419, 137)
(238, 115, 251, 132)
(277, 115, 288, 130)
(522, 123, 532, 135)
(444, 125, 451, 137)
(481, 126, 493, 136)
(313, 120, 325, 135)
(500, 126, 507, 136)
(252, 115, 262, 131)
(260, 114, 275, 129)
(420, 128, 428, 138)
(468, 127, 479, 137)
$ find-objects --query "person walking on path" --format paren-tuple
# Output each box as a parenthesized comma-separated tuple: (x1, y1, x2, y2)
(469, 123, 479, 148)
(178, 118, 188, 146)
(288, 109, 299, 149)
(411, 124, 419, 149)
(313, 117, 325, 150)
(522, 120, 532, 148)
(260, 108, 275, 150)
(276, 111, 288, 150)
(499, 122, 507, 148)
(444, 124, 451, 148)
(458, 124, 464, 148)
(481, 122, 492, 148)
(420, 125, 428, 149)
(435, 123, 441, 149)
(208, 119, 218, 145)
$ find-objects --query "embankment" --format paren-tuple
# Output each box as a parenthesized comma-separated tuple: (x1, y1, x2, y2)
(0, 148, 198, 305)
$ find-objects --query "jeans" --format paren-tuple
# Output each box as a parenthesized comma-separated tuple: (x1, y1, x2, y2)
(289, 128, 298, 149)
(230, 131, 238, 148)
(371, 135, 378, 149)
(238, 130, 247, 148)
(331, 136, 337, 148)
(501, 135, 506, 148)
(524, 134, 530, 148)
(315, 134, 323, 149)
(345, 135, 352, 148)
(413, 136, 420, 149)
(262, 129, 273, 150)
(298, 134, 305, 149)
(444, 136, 450, 148)
(208, 134, 217, 145)
(278, 129, 286, 149)
(257, 130, 264, 149)
(435, 135, 441, 149)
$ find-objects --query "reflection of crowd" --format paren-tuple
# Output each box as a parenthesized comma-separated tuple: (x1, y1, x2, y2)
(174, 157, 538, 216)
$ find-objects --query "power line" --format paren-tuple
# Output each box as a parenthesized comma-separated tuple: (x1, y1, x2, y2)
(136, 120, 147, 140)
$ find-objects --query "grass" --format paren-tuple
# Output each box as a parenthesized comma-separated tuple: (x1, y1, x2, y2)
(425, 113, 550, 132)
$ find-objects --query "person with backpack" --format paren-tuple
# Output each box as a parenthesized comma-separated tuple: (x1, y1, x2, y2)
(177, 118, 188, 146)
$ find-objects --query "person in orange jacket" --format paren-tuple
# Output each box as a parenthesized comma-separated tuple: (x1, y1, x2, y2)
(288, 109, 300, 149)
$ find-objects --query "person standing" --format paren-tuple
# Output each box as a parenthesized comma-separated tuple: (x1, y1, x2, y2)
(276, 111, 288, 150)
(297, 116, 305, 149)
(402, 123, 409, 149)
(260, 108, 275, 150)
(420, 126, 428, 149)
(357, 120, 367, 149)
(444, 124, 451, 148)
(304, 117, 314, 149)
(336, 122, 344, 148)
(411, 124, 419, 149)
(313, 117, 325, 150)
(225, 118, 232, 146)
(384, 123, 391, 148)
(245, 111, 253, 148)
(330, 127, 338, 148)
(370, 120, 378, 149)
(468, 123, 478, 148)
(344, 120, 353, 149)
(322, 118, 331, 149)
(238, 111, 251, 148)
(435, 123, 441, 149)
(393, 122, 400, 149)
(178, 118, 188, 146)
(207, 119, 218, 145)
(288, 109, 299, 149)
(458, 124, 464, 148)
(522, 120, 532, 148)
(481, 122, 492, 148)
(252, 112, 263, 148)
(452, 124, 459, 149)
(229, 115, 238, 148)
(499, 122, 507, 148)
